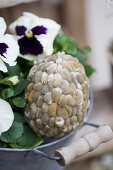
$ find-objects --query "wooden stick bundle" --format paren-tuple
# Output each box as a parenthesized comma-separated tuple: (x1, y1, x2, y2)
(55, 125, 113, 166)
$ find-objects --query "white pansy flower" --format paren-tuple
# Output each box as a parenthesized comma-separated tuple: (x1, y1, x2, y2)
(0, 17, 19, 72)
(0, 17, 6, 37)
(9, 12, 61, 61)
(0, 99, 14, 136)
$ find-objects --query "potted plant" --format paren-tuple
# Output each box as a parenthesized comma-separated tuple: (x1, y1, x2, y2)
(0, 12, 112, 170)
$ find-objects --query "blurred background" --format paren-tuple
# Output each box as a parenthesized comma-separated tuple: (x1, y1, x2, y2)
(1, 0, 113, 169)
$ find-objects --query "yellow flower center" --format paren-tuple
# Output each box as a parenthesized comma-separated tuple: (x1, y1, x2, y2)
(26, 31, 33, 38)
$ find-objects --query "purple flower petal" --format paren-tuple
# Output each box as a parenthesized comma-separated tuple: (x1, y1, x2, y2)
(0, 43, 8, 58)
(15, 26, 27, 36)
(18, 36, 43, 55)
(31, 26, 47, 36)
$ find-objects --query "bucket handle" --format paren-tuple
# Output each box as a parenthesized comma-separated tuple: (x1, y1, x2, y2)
(32, 122, 113, 166)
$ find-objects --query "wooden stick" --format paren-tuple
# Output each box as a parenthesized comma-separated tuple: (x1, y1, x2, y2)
(55, 125, 113, 166)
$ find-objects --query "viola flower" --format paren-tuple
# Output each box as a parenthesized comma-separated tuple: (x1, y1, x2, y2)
(16, 25, 47, 56)
(0, 17, 19, 73)
(9, 12, 61, 61)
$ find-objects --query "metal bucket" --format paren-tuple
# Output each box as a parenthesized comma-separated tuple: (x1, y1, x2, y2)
(0, 89, 93, 170)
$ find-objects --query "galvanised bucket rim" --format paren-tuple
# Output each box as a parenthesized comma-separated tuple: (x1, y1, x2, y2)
(0, 88, 93, 153)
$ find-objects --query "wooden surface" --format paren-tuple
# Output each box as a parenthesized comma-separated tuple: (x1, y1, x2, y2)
(0, 0, 86, 46)
(0, 1, 60, 34)
(0, 0, 39, 8)
(63, 0, 86, 46)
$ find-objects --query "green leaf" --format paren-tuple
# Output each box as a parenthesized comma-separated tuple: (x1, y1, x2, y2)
(9, 124, 43, 148)
(1, 88, 14, 99)
(62, 44, 77, 56)
(84, 64, 96, 77)
(79, 46, 92, 53)
(74, 51, 87, 64)
(6, 63, 21, 76)
(6, 98, 15, 109)
(0, 76, 19, 86)
(13, 79, 28, 96)
(12, 96, 26, 108)
(0, 72, 3, 81)
(9, 143, 24, 149)
(0, 140, 8, 148)
(17, 57, 33, 78)
(17, 125, 43, 148)
(53, 33, 95, 77)
(33, 140, 44, 147)
(14, 112, 26, 124)
(0, 121, 24, 143)
(9, 139, 43, 149)
(53, 33, 77, 54)
(53, 33, 87, 64)
(0, 133, 16, 143)
(9, 121, 24, 140)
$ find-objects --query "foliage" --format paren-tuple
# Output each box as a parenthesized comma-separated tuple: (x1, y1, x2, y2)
(0, 33, 94, 148)
(0, 58, 43, 148)
(53, 33, 95, 77)
(0, 112, 44, 148)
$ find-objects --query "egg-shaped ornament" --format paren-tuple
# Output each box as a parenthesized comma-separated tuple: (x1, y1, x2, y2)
(25, 52, 90, 138)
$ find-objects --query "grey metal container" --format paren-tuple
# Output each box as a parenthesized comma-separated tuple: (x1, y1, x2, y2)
(0, 89, 93, 170)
